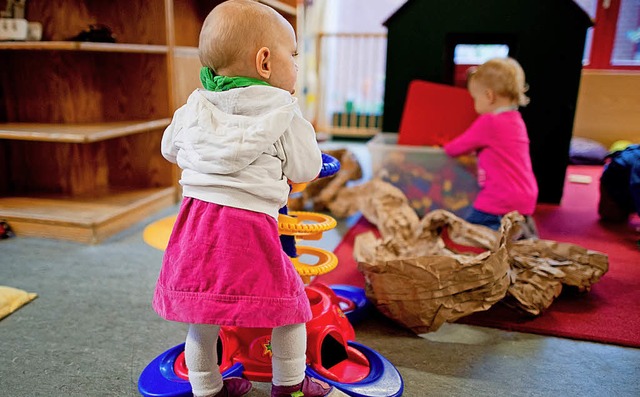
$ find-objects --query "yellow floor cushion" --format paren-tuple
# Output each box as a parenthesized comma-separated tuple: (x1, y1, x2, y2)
(0, 286, 37, 320)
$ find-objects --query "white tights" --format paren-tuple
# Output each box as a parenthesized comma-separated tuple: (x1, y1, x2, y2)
(185, 323, 307, 396)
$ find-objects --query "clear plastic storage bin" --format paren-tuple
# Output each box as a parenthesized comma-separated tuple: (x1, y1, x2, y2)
(367, 133, 479, 217)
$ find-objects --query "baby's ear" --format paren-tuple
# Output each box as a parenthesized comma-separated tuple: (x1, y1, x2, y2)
(485, 88, 497, 103)
(256, 47, 271, 79)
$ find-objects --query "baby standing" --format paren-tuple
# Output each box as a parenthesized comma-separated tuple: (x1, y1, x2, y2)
(444, 57, 539, 235)
(152, 1, 341, 396)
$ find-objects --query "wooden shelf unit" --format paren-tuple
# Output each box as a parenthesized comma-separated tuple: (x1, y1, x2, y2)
(260, 0, 297, 25)
(0, 0, 300, 244)
(0, 0, 175, 243)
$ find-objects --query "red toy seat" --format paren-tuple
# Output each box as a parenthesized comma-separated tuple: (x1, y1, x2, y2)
(398, 80, 478, 146)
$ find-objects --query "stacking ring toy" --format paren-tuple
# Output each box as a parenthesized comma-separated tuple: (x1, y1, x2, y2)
(139, 151, 404, 397)
(291, 246, 338, 283)
(278, 211, 337, 238)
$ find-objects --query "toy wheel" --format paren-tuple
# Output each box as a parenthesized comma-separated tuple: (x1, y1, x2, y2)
(279, 211, 337, 237)
(330, 285, 371, 324)
(306, 341, 404, 397)
(138, 343, 246, 397)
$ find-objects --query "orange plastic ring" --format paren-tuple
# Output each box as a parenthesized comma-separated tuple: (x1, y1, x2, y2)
(291, 246, 339, 283)
(278, 211, 337, 236)
(143, 215, 177, 251)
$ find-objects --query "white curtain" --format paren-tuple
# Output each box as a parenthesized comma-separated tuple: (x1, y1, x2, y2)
(298, 0, 406, 126)
(297, 0, 331, 121)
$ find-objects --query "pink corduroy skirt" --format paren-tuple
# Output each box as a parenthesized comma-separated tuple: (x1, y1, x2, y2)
(153, 197, 312, 328)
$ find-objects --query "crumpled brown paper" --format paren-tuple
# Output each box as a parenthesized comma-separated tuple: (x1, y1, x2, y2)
(330, 179, 421, 256)
(338, 179, 609, 333)
(506, 237, 609, 314)
(288, 148, 363, 212)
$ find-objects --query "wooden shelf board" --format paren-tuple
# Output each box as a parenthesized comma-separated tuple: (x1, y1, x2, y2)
(174, 46, 199, 57)
(319, 126, 380, 139)
(0, 187, 176, 244)
(0, 41, 168, 54)
(0, 119, 172, 143)
(259, 0, 297, 15)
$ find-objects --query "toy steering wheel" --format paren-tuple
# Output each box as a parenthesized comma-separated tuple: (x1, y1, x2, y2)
(318, 152, 341, 178)
(289, 153, 341, 193)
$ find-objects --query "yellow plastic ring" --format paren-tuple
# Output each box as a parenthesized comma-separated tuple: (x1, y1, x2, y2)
(143, 215, 177, 251)
(291, 246, 339, 283)
(278, 211, 337, 236)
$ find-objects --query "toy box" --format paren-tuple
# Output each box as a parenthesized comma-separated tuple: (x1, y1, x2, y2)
(367, 133, 479, 218)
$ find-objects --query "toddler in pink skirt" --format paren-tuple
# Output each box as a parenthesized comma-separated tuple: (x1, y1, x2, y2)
(153, 1, 341, 396)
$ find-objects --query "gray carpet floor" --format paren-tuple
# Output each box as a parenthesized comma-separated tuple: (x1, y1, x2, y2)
(1, 141, 639, 397)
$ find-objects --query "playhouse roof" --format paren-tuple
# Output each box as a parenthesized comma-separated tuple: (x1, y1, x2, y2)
(383, 0, 593, 28)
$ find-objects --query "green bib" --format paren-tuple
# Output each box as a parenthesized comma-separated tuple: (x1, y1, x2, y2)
(200, 67, 270, 92)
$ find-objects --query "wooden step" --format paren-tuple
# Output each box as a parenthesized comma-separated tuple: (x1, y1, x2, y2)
(0, 187, 176, 244)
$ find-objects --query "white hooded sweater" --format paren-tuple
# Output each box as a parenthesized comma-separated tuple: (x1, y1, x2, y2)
(161, 86, 323, 219)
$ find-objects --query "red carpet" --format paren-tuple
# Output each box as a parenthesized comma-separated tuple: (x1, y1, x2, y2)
(314, 165, 640, 347)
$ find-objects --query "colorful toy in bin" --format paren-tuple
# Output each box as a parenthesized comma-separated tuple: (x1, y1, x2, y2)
(139, 153, 403, 397)
(368, 133, 479, 218)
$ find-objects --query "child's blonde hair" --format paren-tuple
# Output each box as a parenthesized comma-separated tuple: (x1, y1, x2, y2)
(468, 57, 530, 106)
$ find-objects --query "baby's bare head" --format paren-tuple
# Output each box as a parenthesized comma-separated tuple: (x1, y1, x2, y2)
(199, 0, 287, 77)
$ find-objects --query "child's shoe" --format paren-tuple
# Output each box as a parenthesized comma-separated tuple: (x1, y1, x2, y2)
(271, 376, 339, 397)
(205, 377, 252, 397)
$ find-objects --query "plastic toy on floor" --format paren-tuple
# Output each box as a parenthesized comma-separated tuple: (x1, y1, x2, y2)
(0, 221, 14, 239)
(138, 153, 404, 397)
(599, 144, 640, 224)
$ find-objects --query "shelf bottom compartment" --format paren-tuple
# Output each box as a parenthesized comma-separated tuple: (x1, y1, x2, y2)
(0, 187, 176, 244)
(317, 126, 380, 139)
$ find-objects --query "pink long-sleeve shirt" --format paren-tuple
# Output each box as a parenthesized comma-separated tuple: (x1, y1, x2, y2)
(444, 111, 538, 216)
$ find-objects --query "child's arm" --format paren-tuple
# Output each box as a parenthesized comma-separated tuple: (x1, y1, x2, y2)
(161, 106, 187, 164)
(443, 115, 491, 157)
(278, 103, 323, 183)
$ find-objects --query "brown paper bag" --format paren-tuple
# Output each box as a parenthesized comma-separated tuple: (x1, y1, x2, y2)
(344, 180, 609, 332)
(355, 210, 513, 334)
(506, 237, 609, 315)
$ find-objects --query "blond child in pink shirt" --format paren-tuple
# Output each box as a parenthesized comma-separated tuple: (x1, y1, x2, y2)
(444, 58, 538, 235)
